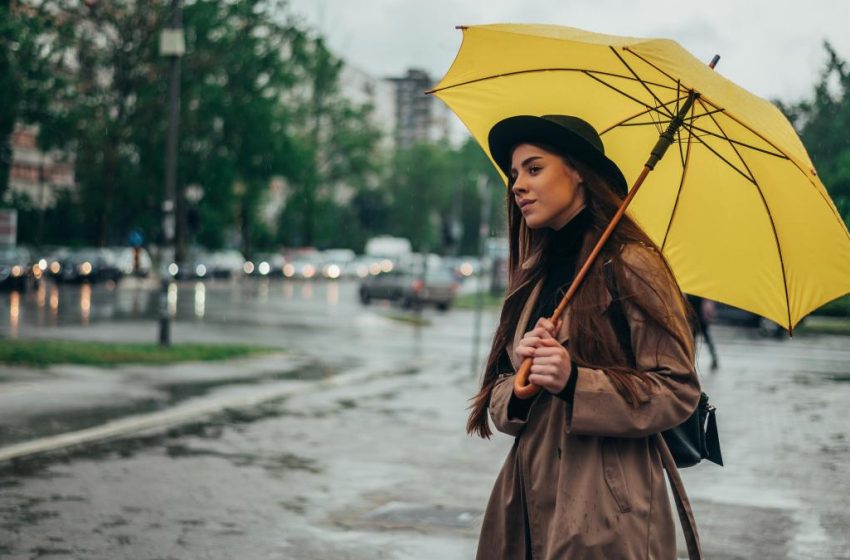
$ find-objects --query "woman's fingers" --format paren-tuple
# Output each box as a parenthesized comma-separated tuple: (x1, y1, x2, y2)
(516, 345, 536, 358)
(535, 317, 557, 334)
(531, 355, 561, 365)
(528, 372, 561, 390)
(517, 321, 564, 359)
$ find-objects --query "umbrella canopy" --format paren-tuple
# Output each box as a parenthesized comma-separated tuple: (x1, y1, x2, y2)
(430, 24, 850, 331)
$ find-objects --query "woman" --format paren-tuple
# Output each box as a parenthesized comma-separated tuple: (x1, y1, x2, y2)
(469, 115, 702, 559)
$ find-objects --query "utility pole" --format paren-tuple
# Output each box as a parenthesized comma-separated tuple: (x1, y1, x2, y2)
(158, 0, 184, 346)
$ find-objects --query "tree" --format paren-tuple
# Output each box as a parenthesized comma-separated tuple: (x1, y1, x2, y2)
(175, 0, 310, 255)
(379, 138, 503, 255)
(277, 39, 383, 249)
(0, 0, 74, 198)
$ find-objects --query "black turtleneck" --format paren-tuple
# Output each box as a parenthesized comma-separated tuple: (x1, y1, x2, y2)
(499, 208, 591, 417)
(527, 207, 592, 332)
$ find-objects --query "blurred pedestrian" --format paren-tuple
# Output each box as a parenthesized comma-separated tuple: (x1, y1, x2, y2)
(687, 294, 720, 371)
(467, 115, 703, 559)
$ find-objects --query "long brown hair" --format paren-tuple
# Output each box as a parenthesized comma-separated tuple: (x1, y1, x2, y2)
(467, 147, 694, 438)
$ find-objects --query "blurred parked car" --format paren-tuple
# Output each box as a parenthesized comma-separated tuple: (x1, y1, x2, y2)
(55, 248, 116, 283)
(359, 266, 459, 311)
(321, 248, 356, 279)
(283, 253, 324, 279)
(711, 301, 789, 338)
(0, 246, 32, 291)
(444, 256, 482, 281)
(96, 248, 124, 282)
(207, 250, 245, 279)
(244, 252, 285, 277)
(43, 248, 70, 282)
(167, 250, 211, 280)
(112, 246, 152, 277)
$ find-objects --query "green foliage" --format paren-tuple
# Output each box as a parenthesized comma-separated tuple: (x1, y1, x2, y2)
(4, 0, 509, 257)
(5, 0, 383, 254)
(0, 0, 74, 196)
(278, 36, 384, 248)
(779, 42, 850, 227)
(379, 138, 504, 254)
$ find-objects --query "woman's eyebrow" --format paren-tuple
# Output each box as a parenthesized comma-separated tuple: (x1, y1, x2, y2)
(511, 156, 543, 174)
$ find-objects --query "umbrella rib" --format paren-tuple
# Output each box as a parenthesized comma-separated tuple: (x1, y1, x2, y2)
(694, 95, 807, 165)
(686, 121, 787, 159)
(675, 82, 686, 166)
(622, 46, 680, 87)
(696, 98, 762, 185)
(740, 162, 794, 332)
(685, 127, 757, 184)
(609, 47, 675, 119)
(709, 101, 850, 237)
(598, 93, 690, 135)
(582, 71, 676, 122)
(676, 121, 686, 170)
(425, 68, 678, 94)
(661, 103, 695, 251)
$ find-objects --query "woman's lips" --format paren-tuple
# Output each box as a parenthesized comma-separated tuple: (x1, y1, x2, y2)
(518, 199, 535, 211)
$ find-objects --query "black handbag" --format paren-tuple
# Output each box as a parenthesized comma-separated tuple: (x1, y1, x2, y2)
(603, 261, 723, 468)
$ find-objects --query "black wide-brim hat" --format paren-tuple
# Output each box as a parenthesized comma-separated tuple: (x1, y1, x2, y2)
(488, 114, 628, 198)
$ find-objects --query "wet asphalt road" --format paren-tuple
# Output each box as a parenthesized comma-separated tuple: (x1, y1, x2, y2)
(1, 279, 850, 559)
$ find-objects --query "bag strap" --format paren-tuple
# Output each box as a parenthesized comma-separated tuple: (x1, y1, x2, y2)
(656, 434, 703, 559)
(603, 260, 702, 559)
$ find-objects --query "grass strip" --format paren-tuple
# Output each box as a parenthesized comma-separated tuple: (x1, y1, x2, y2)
(798, 316, 850, 336)
(0, 340, 277, 368)
(454, 292, 505, 310)
(383, 311, 432, 326)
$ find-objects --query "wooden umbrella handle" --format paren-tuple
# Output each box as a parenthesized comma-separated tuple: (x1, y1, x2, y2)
(511, 89, 701, 399)
(513, 166, 650, 399)
(513, 356, 539, 399)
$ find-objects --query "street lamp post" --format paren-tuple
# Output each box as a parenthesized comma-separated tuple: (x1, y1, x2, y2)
(158, 0, 184, 346)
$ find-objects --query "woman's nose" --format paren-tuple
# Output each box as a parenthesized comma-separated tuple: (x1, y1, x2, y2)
(511, 178, 527, 195)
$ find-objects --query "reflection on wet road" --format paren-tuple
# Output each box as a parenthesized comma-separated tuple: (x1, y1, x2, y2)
(0, 278, 358, 333)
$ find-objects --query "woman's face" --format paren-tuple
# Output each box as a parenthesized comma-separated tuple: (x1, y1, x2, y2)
(510, 143, 586, 230)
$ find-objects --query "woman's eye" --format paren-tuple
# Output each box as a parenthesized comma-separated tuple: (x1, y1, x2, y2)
(529, 166, 541, 174)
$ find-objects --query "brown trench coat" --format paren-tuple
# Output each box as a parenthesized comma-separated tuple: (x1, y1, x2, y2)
(476, 243, 702, 560)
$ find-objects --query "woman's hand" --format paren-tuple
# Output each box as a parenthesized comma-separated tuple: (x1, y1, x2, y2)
(516, 318, 573, 394)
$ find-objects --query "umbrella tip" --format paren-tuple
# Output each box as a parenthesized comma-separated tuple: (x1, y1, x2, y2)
(455, 25, 468, 30)
(709, 54, 720, 69)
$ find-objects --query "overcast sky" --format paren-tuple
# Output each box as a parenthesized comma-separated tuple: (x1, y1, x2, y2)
(286, 0, 850, 104)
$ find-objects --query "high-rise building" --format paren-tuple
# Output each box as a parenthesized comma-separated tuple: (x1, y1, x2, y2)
(388, 68, 452, 149)
(339, 63, 397, 153)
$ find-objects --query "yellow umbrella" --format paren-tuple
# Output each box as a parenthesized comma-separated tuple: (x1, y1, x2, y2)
(430, 24, 850, 336)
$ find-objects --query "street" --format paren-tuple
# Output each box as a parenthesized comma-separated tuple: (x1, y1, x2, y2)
(1, 279, 849, 559)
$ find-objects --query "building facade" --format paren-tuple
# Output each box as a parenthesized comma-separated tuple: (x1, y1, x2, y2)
(5, 125, 74, 209)
(388, 68, 452, 150)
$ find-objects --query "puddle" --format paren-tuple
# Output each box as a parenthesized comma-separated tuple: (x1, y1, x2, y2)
(0, 361, 340, 448)
(157, 361, 340, 402)
(165, 444, 320, 475)
(0, 395, 321, 481)
(359, 501, 481, 531)
(0, 398, 164, 447)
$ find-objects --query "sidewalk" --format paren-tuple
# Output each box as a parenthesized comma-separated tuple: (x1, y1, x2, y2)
(1, 324, 849, 559)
